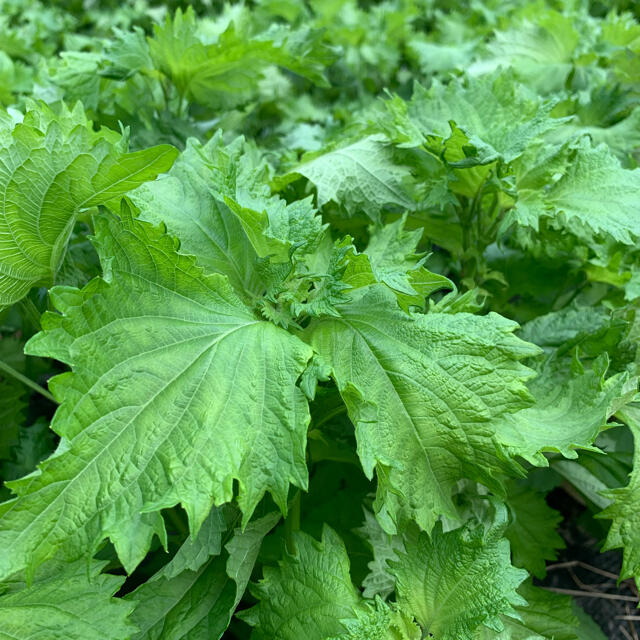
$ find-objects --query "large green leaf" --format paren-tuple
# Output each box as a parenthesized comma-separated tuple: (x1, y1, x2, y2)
(470, 10, 581, 93)
(130, 133, 325, 301)
(392, 505, 527, 640)
(495, 354, 635, 465)
(0, 101, 177, 309)
(0, 208, 312, 580)
(307, 285, 539, 532)
(0, 559, 135, 640)
(129, 134, 263, 298)
(508, 139, 640, 246)
(293, 136, 414, 220)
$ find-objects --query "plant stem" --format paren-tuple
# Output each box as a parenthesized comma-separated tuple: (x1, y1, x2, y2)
(285, 490, 301, 554)
(0, 359, 56, 403)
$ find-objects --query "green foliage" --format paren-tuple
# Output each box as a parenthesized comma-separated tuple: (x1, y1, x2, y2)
(0, 0, 637, 638)
(392, 505, 527, 640)
(0, 101, 177, 309)
(0, 559, 136, 640)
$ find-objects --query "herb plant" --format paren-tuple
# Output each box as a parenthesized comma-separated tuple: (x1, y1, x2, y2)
(0, 1, 639, 638)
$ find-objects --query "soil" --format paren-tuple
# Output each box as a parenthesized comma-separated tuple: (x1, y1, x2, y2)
(541, 488, 639, 640)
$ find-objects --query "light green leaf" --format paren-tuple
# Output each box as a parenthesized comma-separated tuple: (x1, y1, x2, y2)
(509, 139, 640, 246)
(241, 526, 363, 640)
(330, 598, 421, 640)
(0, 208, 312, 580)
(364, 215, 452, 310)
(0, 559, 135, 640)
(131, 132, 326, 299)
(551, 105, 640, 163)
(293, 136, 414, 220)
(383, 71, 561, 165)
(392, 504, 528, 640)
(307, 285, 539, 532)
(148, 7, 332, 108)
(495, 354, 635, 465)
(475, 581, 580, 640)
(0, 101, 178, 309)
(408, 37, 477, 75)
(129, 134, 263, 299)
(128, 510, 279, 640)
(226, 191, 323, 263)
(470, 11, 581, 93)
(517, 305, 626, 356)
(104, 27, 155, 78)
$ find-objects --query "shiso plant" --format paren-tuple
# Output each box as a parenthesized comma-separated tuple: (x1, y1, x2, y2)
(0, 0, 640, 638)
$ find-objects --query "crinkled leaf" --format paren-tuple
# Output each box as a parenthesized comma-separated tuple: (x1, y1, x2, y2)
(148, 8, 332, 108)
(475, 581, 580, 640)
(131, 132, 326, 301)
(363, 215, 452, 310)
(0, 101, 177, 309)
(0, 208, 312, 580)
(383, 71, 561, 165)
(495, 354, 635, 465)
(293, 136, 414, 220)
(517, 305, 628, 357)
(470, 11, 581, 93)
(129, 134, 263, 299)
(330, 598, 421, 640)
(0, 559, 135, 640)
(307, 285, 539, 533)
(357, 508, 403, 600)
(226, 192, 323, 263)
(391, 504, 528, 640)
(551, 105, 640, 163)
(508, 139, 640, 246)
(241, 526, 363, 640)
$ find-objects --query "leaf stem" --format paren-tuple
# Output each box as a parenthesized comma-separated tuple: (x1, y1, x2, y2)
(0, 359, 56, 403)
